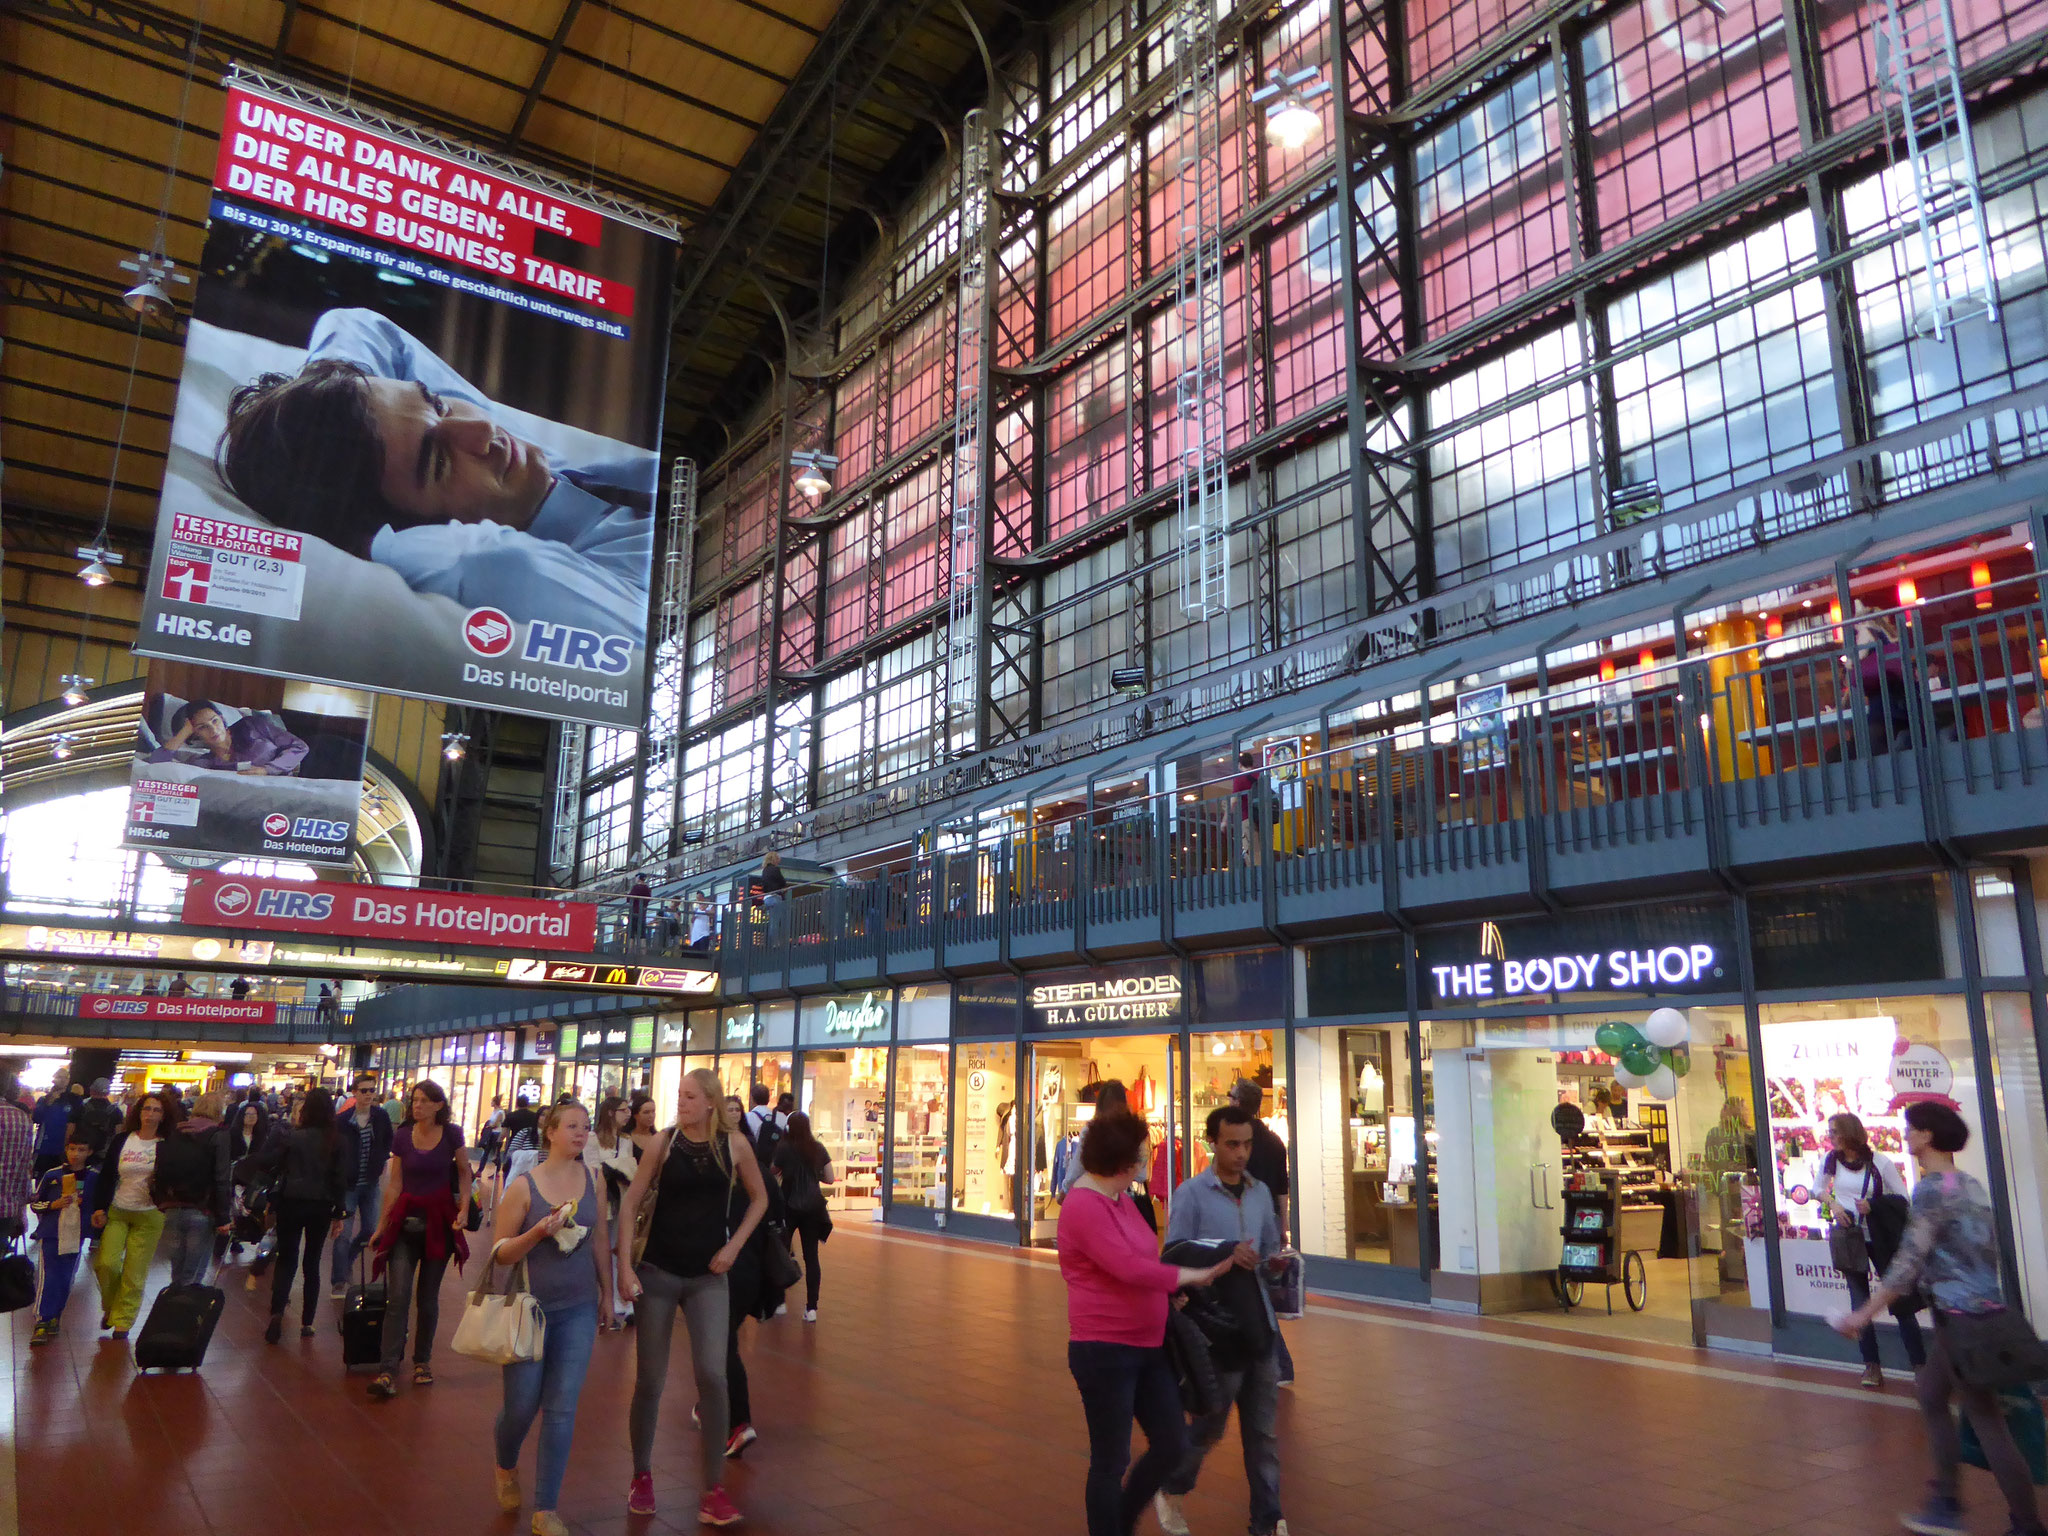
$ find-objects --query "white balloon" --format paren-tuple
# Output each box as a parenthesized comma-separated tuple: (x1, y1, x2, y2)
(1643, 1008, 1690, 1049)
(1645, 1064, 1679, 1101)
(1611, 1063, 1652, 1090)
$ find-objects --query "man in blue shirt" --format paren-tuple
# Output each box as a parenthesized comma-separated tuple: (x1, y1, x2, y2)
(214, 308, 653, 640)
(1156, 1103, 1289, 1536)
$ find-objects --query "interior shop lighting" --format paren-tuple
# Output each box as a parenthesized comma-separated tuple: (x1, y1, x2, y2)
(50, 733, 78, 761)
(1638, 647, 1656, 670)
(1972, 559, 1994, 609)
(60, 675, 94, 708)
(441, 731, 470, 762)
(1764, 613, 1783, 640)
(75, 544, 121, 586)
(790, 450, 838, 502)
(1252, 66, 1331, 152)
(1599, 656, 1617, 682)
(1897, 575, 1920, 606)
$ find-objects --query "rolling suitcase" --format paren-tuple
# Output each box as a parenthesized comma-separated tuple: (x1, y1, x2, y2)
(340, 1253, 386, 1372)
(134, 1282, 226, 1371)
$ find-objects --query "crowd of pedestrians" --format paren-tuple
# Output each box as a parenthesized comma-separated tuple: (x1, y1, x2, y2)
(9, 1056, 2048, 1536)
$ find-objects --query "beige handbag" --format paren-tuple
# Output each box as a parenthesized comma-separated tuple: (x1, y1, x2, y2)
(450, 1253, 546, 1365)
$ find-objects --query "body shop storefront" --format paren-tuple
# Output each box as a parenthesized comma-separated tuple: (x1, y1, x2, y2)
(1300, 870, 2048, 1364)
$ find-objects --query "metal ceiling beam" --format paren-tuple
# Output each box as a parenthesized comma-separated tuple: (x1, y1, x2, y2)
(273, 0, 297, 62)
(507, 0, 585, 148)
(664, 0, 946, 394)
(0, 261, 185, 345)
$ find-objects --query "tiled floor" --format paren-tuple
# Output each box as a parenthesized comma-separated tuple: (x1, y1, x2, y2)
(9, 1224, 1967, 1536)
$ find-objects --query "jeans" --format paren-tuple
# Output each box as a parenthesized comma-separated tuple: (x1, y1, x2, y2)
(94, 1206, 165, 1330)
(1163, 1341, 1283, 1530)
(380, 1239, 449, 1373)
(331, 1181, 382, 1286)
(1843, 1272, 1928, 1367)
(1068, 1340, 1190, 1536)
(629, 1262, 730, 1486)
(271, 1197, 332, 1326)
(158, 1206, 216, 1288)
(497, 1301, 598, 1511)
(1918, 1324, 2043, 1530)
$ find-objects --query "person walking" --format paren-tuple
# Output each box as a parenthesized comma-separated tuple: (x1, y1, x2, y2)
(368, 1080, 471, 1399)
(261, 1087, 347, 1342)
(28, 1130, 97, 1346)
(75, 1078, 122, 1161)
(490, 1100, 614, 1536)
(772, 1110, 833, 1321)
(626, 1094, 659, 1158)
(225, 1099, 271, 1264)
(613, 1067, 768, 1527)
(0, 1072, 32, 1242)
(329, 1074, 393, 1299)
(32, 1070, 75, 1174)
(1230, 1080, 1293, 1385)
(89, 1091, 174, 1337)
(150, 1100, 230, 1288)
(1823, 1111, 1925, 1388)
(1154, 1103, 1290, 1536)
(588, 1094, 637, 1322)
(1834, 1101, 2048, 1536)
(1059, 1109, 1232, 1536)
(626, 875, 652, 946)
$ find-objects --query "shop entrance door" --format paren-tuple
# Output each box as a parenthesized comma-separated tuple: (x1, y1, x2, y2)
(1025, 1035, 1179, 1247)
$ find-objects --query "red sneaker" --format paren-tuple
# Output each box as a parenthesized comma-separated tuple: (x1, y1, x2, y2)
(626, 1473, 656, 1515)
(724, 1422, 757, 1459)
(698, 1486, 742, 1526)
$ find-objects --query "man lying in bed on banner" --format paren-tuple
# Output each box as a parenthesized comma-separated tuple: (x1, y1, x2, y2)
(212, 308, 654, 637)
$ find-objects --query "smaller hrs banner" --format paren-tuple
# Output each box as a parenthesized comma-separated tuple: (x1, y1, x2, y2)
(184, 870, 599, 953)
(124, 661, 370, 866)
(80, 995, 277, 1026)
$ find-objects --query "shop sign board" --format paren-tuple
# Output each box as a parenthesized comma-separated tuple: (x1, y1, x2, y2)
(1455, 683, 1508, 772)
(183, 871, 598, 952)
(1428, 944, 1720, 1002)
(1029, 971, 1182, 1028)
(80, 994, 277, 1026)
(629, 1016, 654, 1055)
(135, 83, 677, 728)
(823, 992, 889, 1039)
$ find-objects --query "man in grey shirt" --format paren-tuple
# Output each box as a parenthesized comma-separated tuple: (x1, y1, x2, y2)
(1155, 1102, 1289, 1536)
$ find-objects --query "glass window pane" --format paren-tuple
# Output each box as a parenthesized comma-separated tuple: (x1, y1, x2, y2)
(892, 1043, 949, 1207)
(952, 1042, 1018, 1218)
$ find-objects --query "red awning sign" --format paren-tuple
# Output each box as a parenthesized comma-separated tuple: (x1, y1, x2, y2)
(182, 872, 598, 953)
(81, 995, 277, 1026)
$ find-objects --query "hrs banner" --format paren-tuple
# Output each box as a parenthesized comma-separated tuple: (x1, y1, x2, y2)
(124, 661, 372, 866)
(135, 81, 678, 728)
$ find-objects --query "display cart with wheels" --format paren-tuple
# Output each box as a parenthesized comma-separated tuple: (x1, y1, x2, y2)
(1556, 1169, 1653, 1313)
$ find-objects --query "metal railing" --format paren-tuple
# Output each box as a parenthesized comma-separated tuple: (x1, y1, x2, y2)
(721, 574, 2048, 984)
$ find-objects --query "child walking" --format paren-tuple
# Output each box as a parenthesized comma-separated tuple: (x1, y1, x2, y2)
(29, 1130, 98, 1346)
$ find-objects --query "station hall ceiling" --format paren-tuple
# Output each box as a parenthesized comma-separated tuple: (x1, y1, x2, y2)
(1, 0, 1013, 560)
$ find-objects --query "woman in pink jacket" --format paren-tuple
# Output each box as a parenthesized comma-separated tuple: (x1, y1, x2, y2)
(1058, 1111, 1231, 1536)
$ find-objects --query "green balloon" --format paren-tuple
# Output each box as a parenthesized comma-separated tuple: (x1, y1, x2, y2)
(1593, 1021, 1635, 1055)
(1620, 1041, 1661, 1077)
(1667, 1046, 1692, 1078)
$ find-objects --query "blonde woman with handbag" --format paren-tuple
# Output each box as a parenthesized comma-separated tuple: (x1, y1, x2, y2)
(614, 1067, 768, 1528)
(486, 1101, 612, 1536)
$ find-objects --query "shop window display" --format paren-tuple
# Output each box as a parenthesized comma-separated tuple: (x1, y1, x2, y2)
(952, 1042, 1018, 1219)
(803, 1047, 888, 1213)
(892, 1043, 948, 1207)
(1189, 1031, 1285, 1182)
(1295, 1025, 1431, 1267)
(1988, 994, 2048, 1325)
(650, 1056, 683, 1123)
(1026, 1035, 1178, 1245)
(716, 1053, 752, 1107)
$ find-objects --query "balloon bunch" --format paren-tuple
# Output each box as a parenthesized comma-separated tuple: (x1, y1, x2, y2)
(1592, 1008, 1691, 1101)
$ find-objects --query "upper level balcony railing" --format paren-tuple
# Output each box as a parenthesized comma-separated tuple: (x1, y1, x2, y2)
(718, 574, 2048, 991)
(0, 981, 355, 1040)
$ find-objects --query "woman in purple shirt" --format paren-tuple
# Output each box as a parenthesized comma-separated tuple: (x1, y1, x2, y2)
(148, 698, 308, 776)
(368, 1080, 471, 1399)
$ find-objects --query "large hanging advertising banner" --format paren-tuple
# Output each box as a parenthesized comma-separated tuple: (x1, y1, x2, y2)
(123, 660, 372, 865)
(135, 79, 678, 728)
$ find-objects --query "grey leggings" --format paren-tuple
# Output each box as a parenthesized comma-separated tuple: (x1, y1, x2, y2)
(629, 1263, 729, 1487)
(1918, 1327, 2044, 1530)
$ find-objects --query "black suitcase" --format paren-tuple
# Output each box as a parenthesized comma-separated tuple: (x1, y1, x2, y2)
(340, 1256, 386, 1372)
(134, 1283, 225, 1371)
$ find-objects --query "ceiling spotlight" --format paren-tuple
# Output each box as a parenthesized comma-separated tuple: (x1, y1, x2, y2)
(60, 675, 94, 708)
(75, 543, 122, 586)
(441, 731, 470, 762)
(119, 252, 188, 320)
(790, 449, 839, 502)
(50, 733, 78, 762)
(1252, 66, 1331, 152)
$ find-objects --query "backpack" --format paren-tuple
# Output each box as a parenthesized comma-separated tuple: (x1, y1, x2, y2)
(749, 1112, 783, 1166)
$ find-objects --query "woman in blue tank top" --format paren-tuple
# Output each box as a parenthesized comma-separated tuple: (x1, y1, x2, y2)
(488, 1100, 612, 1536)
